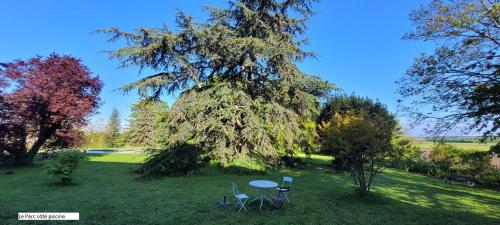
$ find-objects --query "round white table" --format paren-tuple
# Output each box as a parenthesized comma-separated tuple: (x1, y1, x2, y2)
(248, 180, 278, 210)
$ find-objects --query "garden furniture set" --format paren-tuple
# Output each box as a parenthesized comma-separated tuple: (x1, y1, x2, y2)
(230, 176, 293, 213)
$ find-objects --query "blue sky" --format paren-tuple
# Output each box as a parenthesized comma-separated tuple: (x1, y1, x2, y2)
(0, 0, 435, 135)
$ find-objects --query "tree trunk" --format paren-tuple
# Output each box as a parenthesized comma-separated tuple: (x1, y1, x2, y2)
(11, 149, 28, 166)
(26, 126, 57, 164)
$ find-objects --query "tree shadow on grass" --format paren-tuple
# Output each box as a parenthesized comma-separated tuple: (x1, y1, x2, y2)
(312, 176, 500, 224)
(340, 191, 498, 225)
(2, 157, 500, 225)
(226, 169, 500, 224)
(378, 170, 500, 204)
(281, 156, 500, 224)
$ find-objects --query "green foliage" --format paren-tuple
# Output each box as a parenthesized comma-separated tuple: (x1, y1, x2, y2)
(458, 151, 492, 177)
(105, 108, 122, 147)
(318, 95, 397, 195)
(161, 82, 322, 167)
(476, 166, 500, 189)
(389, 134, 423, 171)
(318, 95, 381, 124)
(408, 160, 438, 176)
(491, 142, 500, 154)
(136, 142, 207, 177)
(429, 143, 460, 176)
(125, 99, 169, 147)
(404, 142, 496, 187)
(192, 158, 268, 176)
(302, 120, 319, 160)
(83, 131, 106, 147)
(99, 0, 334, 169)
(45, 150, 85, 185)
(99, 0, 330, 99)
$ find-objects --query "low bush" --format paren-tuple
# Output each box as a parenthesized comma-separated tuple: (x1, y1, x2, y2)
(388, 140, 499, 189)
(45, 150, 85, 185)
(458, 151, 492, 177)
(408, 160, 438, 176)
(476, 167, 500, 189)
(389, 136, 423, 171)
(318, 95, 397, 196)
(429, 143, 460, 176)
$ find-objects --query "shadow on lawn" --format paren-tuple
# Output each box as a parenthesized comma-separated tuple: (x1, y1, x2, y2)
(30, 153, 500, 224)
(85, 154, 269, 178)
(244, 170, 499, 224)
(318, 178, 500, 224)
(377, 172, 500, 213)
(283, 157, 500, 224)
(3, 156, 499, 225)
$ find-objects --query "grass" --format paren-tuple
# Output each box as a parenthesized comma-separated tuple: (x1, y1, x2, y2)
(83, 145, 146, 151)
(417, 141, 495, 151)
(1, 154, 499, 225)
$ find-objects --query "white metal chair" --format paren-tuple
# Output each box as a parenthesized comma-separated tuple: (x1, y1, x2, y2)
(231, 182, 249, 213)
(275, 176, 293, 202)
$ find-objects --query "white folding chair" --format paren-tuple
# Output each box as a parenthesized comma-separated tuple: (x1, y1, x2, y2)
(231, 182, 249, 213)
(275, 176, 293, 202)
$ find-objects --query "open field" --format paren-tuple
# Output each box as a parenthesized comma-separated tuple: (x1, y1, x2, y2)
(417, 141, 495, 152)
(1, 154, 499, 225)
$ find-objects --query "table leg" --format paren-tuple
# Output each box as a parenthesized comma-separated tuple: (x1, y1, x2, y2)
(259, 192, 264, 210)
(249, 188, 277, 210)
(264, 194, 274, 204)
(249, 194, 260, 203)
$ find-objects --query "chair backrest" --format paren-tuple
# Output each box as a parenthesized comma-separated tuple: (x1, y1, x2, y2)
(282, 176, 293, 187)
(231, 182, 239, 196)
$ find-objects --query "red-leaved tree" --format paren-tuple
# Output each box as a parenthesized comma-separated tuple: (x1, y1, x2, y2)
(0, 54, 102, 166)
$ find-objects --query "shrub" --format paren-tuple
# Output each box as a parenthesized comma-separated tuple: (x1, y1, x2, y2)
(45, 150, 85, 185)
(389, 135, 423, 171)
(318, 95, 397, 196)
(409, 159, 438, 176)
(458, 151, 492, 177)
(136, 142, 208, 177)
(387, 139, 498, 189)
(491, 142, 499, 154)
(429, 143, 460, 176)
(476, 167, 500, 189)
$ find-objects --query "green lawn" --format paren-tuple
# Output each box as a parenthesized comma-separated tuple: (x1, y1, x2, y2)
(83, 145, 146, 151)
(417, 141, 495, 151)
(1, 154, 499, 225)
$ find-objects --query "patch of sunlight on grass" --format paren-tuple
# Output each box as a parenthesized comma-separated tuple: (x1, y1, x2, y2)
(83, 145, 146, 150)
(296, 153, 330, 161)
(434, 193, 500, 220)
(2, 153, 499, 224)
(381, 186, 435, 208)
(86, 153, 147, 163)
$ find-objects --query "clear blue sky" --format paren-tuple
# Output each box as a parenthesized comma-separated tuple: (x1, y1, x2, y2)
(0, 0, 435, 135)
